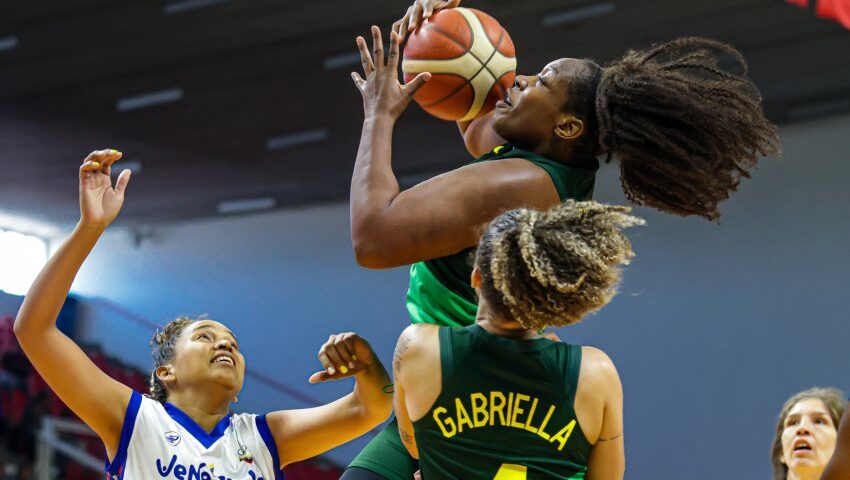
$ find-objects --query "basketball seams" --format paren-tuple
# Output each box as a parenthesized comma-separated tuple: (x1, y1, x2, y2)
(401, 7, 516, 121)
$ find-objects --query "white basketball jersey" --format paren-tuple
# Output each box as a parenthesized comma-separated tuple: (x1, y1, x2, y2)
(106, 391, 282, 480)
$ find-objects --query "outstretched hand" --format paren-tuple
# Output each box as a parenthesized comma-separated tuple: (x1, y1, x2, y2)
(79, 149, 132, 228)
(309, 332, 378, 384)
(351, 26, 430, 122)
(392, 0, 461, 42)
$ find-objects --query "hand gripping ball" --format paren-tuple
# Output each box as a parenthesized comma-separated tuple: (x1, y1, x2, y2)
(402, 7, 517, 122)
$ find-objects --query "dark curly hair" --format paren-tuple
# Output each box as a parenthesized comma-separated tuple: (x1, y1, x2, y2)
(568, 37, 781, 220)
(149, 316, 198, 403)
(475, 200, 644, 330)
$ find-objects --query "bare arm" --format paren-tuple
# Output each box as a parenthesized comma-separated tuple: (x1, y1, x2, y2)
(266, 333, 392, 467)
(393, 324, 442, 459)
(349, 27, 558, 268)
(821, 403, 850, 480)
(14, 150, 133, 460)
(394, 326, 419, 458)
(580, 347, 625, 480)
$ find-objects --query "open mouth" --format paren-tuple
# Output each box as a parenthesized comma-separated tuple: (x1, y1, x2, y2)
(211, 354, 235, 366)
(793, 439, 813, 453)
(496, 93, 512, 109)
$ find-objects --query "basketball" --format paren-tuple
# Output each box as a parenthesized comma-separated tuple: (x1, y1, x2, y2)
(402, 7, 516, 122)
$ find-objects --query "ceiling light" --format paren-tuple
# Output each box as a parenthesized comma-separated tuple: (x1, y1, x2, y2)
(0, 36, 18, 52)
(111, 160, 143, 175)
(217, 197, 277, 214)
(117, 88, 183, 112)
(541, 2, 616, 27)
(324, 52, 362, 70)
(164, 0, 232, 15)
(786, 98, 850, 122)
(265, 129, 329, 151)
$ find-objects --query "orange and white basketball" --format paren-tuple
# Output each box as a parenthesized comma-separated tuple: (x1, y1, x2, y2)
(402, 7, 517, 122)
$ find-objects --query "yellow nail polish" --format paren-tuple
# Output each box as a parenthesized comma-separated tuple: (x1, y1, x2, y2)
(110, 149, 120, 155)
(352, 355, 358, 361)
(92, 161, 100, 168)
(339, 365, 349, 375)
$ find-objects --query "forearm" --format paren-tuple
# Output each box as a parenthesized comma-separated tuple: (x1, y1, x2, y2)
(351, 357, 392, 423)
(350, 114, 400, 241)
(14, 223, 103, 339)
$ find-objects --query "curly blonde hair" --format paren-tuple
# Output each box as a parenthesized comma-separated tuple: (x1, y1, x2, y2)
(475, 200, 644, 331)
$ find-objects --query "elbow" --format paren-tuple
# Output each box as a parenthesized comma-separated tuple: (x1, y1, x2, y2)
(352, 228, 398, 269)
(353, 241, 389, 269)
(12, 317, 30, 341)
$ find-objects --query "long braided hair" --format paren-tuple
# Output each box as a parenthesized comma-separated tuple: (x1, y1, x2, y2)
(570, 37, 781, 220)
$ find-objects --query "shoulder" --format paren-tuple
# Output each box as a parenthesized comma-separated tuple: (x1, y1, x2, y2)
(461, 157, 554, 184)
(394, 324, 441, 375)
(451, 158, 560, 206)
(396, 324, 440, 358)
(579, 346, 621, 391)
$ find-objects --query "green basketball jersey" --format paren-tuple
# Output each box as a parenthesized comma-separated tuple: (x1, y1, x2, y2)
(406, 144, 598, 327)
(413, 325, 592, 479)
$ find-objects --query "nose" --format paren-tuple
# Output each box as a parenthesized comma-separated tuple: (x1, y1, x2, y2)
(795, 422, 812, 436)
(215, 338, 234, 351)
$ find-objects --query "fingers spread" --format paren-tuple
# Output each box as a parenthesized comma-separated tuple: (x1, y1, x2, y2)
(351, 72, 366, 90)
(402, 71, 431, 97)
(387, 31, 401, 72)
(411, 1, 424, 29)
(356, 36, 374, 75)
(371, 26, 384, 69)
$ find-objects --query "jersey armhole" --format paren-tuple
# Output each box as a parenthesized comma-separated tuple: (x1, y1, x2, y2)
(565, 345, 583, 410)
(438, 327, 454, 388)
(256, 415, 284, 479)
(104, 390, 143, 476)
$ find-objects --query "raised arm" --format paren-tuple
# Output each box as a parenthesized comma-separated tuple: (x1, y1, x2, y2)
(265, 333, 392, 467)
(14, 150, 133, 460)
(350, 28, 558, 269)
(821, 403, 850, 480)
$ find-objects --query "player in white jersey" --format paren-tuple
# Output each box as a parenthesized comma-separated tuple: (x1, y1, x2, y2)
(14, 150, 394, 479)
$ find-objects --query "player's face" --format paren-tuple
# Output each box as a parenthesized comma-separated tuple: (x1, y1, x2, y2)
(170, 320, 246, 396)
(780, 398, 838, 476)
(491, 58, 584, 150)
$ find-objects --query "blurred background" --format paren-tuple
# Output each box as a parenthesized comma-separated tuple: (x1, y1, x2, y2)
(1, 0, 849, 478)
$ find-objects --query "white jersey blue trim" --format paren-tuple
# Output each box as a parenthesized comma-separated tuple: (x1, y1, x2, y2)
(105, 391, 284, 480)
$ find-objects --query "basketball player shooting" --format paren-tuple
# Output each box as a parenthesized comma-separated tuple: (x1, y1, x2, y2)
(14, 150, 393, 479)
(345, 2, 779, 477)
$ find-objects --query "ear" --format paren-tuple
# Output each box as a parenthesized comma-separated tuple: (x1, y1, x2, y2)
(156, 364, 175, 384)
(470, 267, 482, 288)
(554, 115, 584, 141)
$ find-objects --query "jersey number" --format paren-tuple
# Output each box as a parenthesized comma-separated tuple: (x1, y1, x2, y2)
(494, 464, 528, 479)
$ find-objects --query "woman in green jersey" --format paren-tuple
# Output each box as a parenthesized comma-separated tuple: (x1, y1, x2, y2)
(393, 200, 639, 479)
(346, 0, 779, 476)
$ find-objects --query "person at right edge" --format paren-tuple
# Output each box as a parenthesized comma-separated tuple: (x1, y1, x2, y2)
(344, 0, 781, 478)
